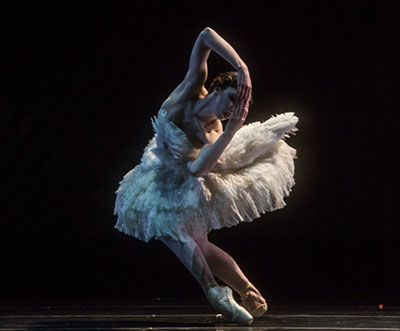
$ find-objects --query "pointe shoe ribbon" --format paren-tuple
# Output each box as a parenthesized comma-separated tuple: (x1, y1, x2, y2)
(239, 283, 268, 317)
(207, 286, 253, 325)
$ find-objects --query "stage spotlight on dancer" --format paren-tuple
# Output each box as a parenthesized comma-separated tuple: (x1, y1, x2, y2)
(114, 27, 298, 325)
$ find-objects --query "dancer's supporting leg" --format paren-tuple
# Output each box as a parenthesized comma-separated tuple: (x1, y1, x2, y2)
(160, 236, 218, 295)
(161, 235, 254, 324)
(194, 235, 266, 304)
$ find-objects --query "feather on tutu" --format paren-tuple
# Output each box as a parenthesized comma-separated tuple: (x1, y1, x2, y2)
(114, 109, 298, 243)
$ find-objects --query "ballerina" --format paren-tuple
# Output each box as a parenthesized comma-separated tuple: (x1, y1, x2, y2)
(114, 27, 298, 325)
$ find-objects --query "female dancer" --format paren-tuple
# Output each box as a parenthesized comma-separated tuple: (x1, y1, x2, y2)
(114, 27, 298, 325)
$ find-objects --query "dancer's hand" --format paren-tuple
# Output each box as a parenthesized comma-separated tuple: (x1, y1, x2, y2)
(236, 64, 252, 102)
(224, 64, 251, 134)
(225, 98, 249, 134)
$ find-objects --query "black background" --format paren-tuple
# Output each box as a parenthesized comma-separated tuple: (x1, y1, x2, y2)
(2, 1, 397, 306)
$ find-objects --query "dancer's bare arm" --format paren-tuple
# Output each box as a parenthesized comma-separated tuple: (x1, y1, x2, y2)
(162, 27, 251, 107)
(189, 99, 249, 177)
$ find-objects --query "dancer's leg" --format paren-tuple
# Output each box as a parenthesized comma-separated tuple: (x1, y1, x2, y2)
(194, 236, 249, 294)
(195, 236, 266, 304)
(160, 236, 218, 295)
(161, 236, 254, 324)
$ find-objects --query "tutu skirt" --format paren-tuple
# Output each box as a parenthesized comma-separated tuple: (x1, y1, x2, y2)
(114, 109, 298, 243)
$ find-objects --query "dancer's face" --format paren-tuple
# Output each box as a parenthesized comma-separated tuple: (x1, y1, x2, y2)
(209, 86, 236, 121)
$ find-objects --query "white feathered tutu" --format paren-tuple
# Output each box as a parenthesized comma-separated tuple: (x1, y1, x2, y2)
(114, 109, 298, 243)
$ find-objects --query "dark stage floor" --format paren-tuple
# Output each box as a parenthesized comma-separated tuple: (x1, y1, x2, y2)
(1, 298, 399, 330)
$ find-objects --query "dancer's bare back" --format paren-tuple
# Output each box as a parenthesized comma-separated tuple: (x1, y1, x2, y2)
(162, 92, 223, 147)
(160, 30, 222, 147)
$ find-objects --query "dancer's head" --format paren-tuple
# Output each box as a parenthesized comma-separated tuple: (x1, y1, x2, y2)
(205, 71, 253, 121)
(205, 71, 238, 121)
(209, 71, 238, 92)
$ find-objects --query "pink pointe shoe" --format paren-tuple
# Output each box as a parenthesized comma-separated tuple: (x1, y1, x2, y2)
(207, 286, 253, 325)
(239, 283, 268, 318)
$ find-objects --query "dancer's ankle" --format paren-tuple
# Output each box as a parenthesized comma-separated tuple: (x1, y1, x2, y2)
(237, 282, 261, 299)
(203, 282, 219, 295)
(237, 282, 253, 296)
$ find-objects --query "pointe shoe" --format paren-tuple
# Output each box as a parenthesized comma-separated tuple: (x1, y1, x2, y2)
(207, 286, 253, 325)
(239, 283, 268, 318)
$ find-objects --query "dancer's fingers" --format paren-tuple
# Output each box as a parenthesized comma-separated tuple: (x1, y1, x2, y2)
(240, 85, 246, 100)
(234, 99, 242, 117)
(241, 100, 249, 121)
(242, 87, 248, 101)
(238, 99, 246, 119)
(237, 84, 251, 103)
(245, 86, 252, 102)
(235, 85, 243, 100)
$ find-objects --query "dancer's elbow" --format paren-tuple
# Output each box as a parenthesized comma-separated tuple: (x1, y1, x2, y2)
(189, 167, 206, 177)
(189, 170, 202, 177)
(200, 27, 214, 38)
(188, 164, 208, 177)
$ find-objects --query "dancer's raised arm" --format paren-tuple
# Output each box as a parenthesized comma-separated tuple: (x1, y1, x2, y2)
(198, 27, 251, 101)
(162, 27, 251, 106)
